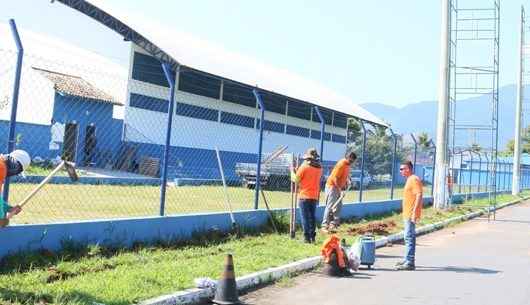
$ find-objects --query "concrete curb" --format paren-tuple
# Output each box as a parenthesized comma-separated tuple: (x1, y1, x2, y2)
(139, 196, 528, 305)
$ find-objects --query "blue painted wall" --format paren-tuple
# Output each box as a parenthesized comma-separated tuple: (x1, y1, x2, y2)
(1, 93, 123, 168)
(0, 120, 53, 159)
(52, 93, 123, 167)
(2, 191, 511, 260)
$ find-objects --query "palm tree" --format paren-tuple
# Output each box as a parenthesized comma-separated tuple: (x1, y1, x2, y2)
(417, 132, 431, 150)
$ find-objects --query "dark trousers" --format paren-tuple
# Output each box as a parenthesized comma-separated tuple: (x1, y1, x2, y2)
(299, 199, 317, 242)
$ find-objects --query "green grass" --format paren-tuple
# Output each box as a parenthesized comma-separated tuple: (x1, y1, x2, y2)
(0, 192, 527, 305)
(9, 183, 424, 224)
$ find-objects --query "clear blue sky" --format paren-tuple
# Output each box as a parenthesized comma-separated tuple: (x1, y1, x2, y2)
(0, 0, 524, 107)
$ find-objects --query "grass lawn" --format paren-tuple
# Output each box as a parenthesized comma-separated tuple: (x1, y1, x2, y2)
(8, 183, 427, 224)
(0, 192, 526, 305)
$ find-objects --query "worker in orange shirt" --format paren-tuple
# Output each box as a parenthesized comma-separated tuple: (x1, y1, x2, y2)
(291, 148, 322, 243)
(395, 160, 423, 271)
(321, 150, 357, 233)
(1, 150, 31, 223)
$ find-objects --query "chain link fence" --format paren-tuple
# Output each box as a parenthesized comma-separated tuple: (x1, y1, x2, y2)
(1, 27, 527, 225)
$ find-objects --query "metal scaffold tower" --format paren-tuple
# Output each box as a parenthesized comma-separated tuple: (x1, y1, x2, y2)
(446, 0, 500, 219)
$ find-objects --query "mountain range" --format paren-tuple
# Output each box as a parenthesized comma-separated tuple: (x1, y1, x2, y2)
(360, 84, 525, 149)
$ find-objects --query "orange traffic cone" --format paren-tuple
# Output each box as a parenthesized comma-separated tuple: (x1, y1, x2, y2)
(212, 254, 240, 305)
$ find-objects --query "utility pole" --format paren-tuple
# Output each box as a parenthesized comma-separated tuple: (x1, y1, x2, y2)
(434, 0, 451, 209)
(513, 6, 525, 195)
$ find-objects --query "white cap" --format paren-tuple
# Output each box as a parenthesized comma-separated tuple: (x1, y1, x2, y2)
(9, 149, 31, 170)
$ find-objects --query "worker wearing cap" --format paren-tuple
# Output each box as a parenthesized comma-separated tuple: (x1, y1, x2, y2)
(291, 148, 322, 243)
(321, 150, 357, 233)
(0, 149, 31, 221)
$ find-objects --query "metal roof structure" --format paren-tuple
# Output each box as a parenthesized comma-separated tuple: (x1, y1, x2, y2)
(53, 0, 388, 127)
(33, 67, 122, 105)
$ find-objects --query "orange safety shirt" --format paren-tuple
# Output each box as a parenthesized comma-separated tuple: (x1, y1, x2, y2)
(402, 175, 423, 220)
(295, 163, 322, 200)
(326, 158, 351, 189)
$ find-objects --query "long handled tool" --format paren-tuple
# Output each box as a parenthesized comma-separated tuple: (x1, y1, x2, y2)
(215, 146, 239, 234)
(1, 160, 78, 227)
(330, 181, 352, 215)
(259, 145, 288, 234)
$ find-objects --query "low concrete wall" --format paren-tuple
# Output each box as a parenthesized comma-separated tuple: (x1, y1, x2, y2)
(0, 190, 508, 259)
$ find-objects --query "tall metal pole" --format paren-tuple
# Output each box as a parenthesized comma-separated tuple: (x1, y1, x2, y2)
(359, 121, 367, 203)
(513, 6, 525, 195)
(3, 20, 24, 202)
(476, 152, 482, 192)
(159, 63, 177, 216)
(458, 151, 464, 194)
(434, 0, 451, 209)
(389, 129, 397, 200)
(314, 106, 325, 163)
(253, 89, 265, 210)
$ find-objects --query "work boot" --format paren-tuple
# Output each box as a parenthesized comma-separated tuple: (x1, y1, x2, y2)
(395, 263, 415, 271)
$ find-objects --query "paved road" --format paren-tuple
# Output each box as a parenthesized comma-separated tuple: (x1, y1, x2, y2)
(241, 201, 530, 305)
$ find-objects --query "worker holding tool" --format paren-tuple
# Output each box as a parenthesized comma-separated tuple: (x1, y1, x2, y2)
(395, 160, 423, 271)
(290, 148, 322, 243)
(321, 150, 357, 233)
(0, 150, 31, 223)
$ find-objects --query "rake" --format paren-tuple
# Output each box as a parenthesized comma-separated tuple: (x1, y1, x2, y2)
(0, 160, 78, 227)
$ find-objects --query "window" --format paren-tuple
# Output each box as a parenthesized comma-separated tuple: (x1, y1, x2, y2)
(132, 52, 169, 88)
(129, 93, 168, 113)
(333, 113, 348, 128)
(221, 112, 255, 128)
(178, 70, 221, 99)
(286, 125, 310, 137)
(222, 82, 256, 108)
(312, 108, 333, 125)
(257, 119, 285, 133)
(332, 134, 346, 144)
(287, 100, 311, 120)
(261, 92, 287, 115)
(176, 103, 218, 122)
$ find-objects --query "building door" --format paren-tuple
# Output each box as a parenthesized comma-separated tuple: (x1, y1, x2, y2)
(84, 124, 97, 166)
(63, 122, 78, 162)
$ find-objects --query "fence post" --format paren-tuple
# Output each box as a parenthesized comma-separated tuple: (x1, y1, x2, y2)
(159, 63, 177, 216)
(314, 106, 325, 163)
(253, 89, 265, 210)
(468, 151, 473, 195)
(359, 121, 367, 203)
(484, 153, 490, 193)
(2, 19, 24, 202)
(389, 129, 397, 200)
(458, 151, 464, 194)
(410, 133, 418, 172)
(476, 152, 482, 193)
(430, 140, 436, 197)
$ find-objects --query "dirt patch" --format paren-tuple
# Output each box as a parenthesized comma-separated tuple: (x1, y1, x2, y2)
(346, 220, 397, 236)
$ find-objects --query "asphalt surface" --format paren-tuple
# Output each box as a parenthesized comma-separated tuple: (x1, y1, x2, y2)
(241, 201, 530, 305)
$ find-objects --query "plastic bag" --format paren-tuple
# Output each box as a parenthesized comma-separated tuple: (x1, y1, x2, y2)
(346, 245, 361, 272)
(194, 277, 217, 289)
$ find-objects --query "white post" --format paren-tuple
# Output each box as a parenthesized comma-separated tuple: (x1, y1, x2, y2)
(434, 0, 451, 209)
(513, 6, 525, 195)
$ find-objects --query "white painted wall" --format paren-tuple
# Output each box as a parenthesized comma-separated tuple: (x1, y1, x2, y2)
(125, 44, 348, 161)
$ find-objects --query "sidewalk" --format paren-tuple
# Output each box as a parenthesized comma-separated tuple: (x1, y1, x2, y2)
(241, 201, 530, 305)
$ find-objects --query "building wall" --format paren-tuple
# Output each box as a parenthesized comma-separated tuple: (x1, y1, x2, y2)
(123, 45, 350, 180)
(52, 93, 123, 167)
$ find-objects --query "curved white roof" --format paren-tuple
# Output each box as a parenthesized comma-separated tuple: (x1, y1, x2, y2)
(59, 0, 388, 127)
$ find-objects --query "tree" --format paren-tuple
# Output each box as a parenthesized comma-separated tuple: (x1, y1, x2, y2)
(505, 125, 530, 155)
(347, 123, 406, 176)
(417, 132, 431, 150)
(347, 119, 362, 145)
